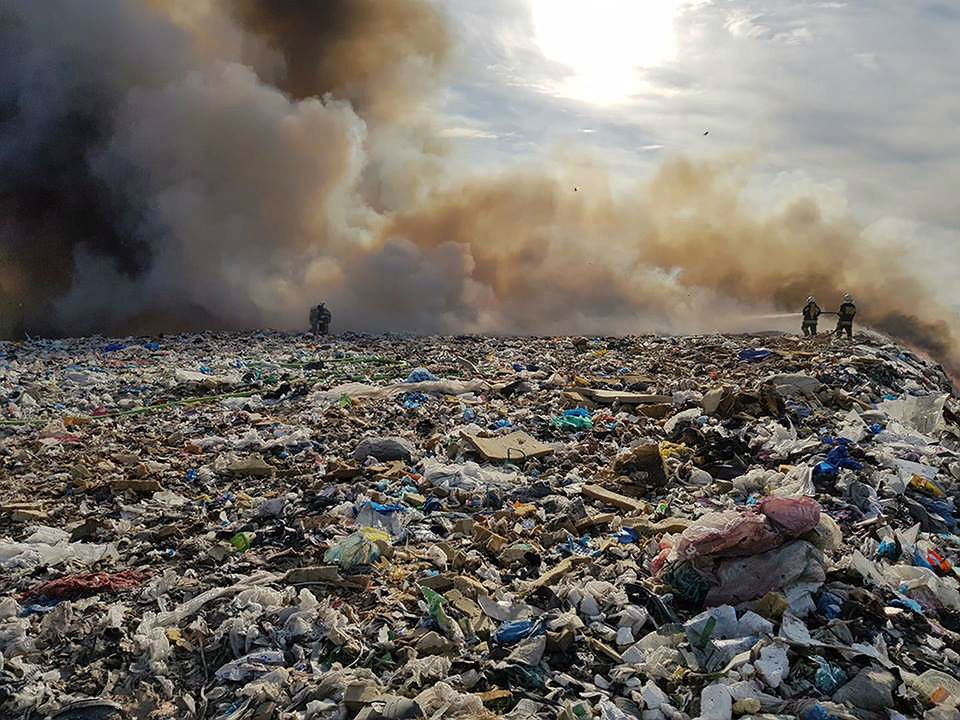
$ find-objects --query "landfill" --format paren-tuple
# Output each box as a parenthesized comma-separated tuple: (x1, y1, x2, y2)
(2, 329, 960, 720)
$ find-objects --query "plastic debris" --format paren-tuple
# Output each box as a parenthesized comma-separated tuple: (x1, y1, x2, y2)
(1, 331, 959, 720)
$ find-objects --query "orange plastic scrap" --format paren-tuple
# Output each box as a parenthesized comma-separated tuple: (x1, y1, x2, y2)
(930, 687, 950, 704)
(512, 501, 537, 517)
(63, 416, 92, 427)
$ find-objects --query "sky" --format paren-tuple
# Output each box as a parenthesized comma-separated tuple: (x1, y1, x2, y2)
(3, 0, 959, 349)
(435, 0, 960, 302)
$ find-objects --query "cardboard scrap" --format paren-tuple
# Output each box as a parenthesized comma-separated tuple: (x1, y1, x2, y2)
(623, 516, 693, 535)
(611, 445, 668, 489)
(474, 525, 509, 553)
(568, 388, 672, 405)
(461, 430, 554, 462)
(587, 636, 623, 663)
(226, 454, 276, 477)
(476, 689, 513, 705)
(324, 459, 361, 480)
(285, 566, 342, 584)
(419, 574, 455, 591)
(581, 484, 650, 513)
(285, 566, 370, 590)
(108, 479, 162, 493)
(576, 512, 616, 533)
(525, 556, 593, 593)
(636, 404, 674, 419)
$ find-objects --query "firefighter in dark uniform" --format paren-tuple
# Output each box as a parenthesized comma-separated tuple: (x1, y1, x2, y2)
(835, 294, 856, 339)
(801, 296, 821, 336)
(309, 303, 331, 335)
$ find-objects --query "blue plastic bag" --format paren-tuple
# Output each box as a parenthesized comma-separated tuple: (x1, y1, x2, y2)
(914, 496, 959, 532)
(493, 619, 543, 645)
(405, 367, 438, 383)
(553, 407, 593, 431)
(738, 348, 774, 362)
(816, 592, 842, 619)
(615, 528, 640, 544)
(815, 440, 863, 480)
(889, 593, 922, 614)
(560, 533, 596, 557)
(813, 656, 847, 693)
(402, 392, 428, 409)
(876, 539, 898, 560)
(802, 704, 840, 720)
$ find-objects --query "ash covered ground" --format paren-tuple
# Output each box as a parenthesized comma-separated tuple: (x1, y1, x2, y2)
(2, 331, 960, 720)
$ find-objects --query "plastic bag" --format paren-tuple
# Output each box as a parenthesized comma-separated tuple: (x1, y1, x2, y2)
(355, 501, 407, 537)
(879, 393, 949, 435)
(704, 541, 826, 610)
(770, 466, 816, 497)
(757, 496, 821, 535)
(738, 348, 775, 362)
(836, 409, 867, 443)
(420, 586, 462, 641)
(0, 540, 118, 569)
(421, 458, 517, 492)
(405, 367, 438, 383)
(493, 619, 542, 645)
(214, 650, 285, 682)
(812, 656, 847, 693)
(884, 565, 960, 610)
(323, 528, 388, 570)
(675, 511, 780, 560)
(553, 408, 593, 431)
(905, 669, 960, 708)
(413, 682, 483, 719)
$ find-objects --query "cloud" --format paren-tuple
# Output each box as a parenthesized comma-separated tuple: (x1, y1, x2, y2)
(439, 126, 499, 139)
(436, 0, 960, 313)
(724, 11, 771, 39)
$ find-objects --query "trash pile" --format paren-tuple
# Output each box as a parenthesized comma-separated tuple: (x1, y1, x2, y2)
(2, 330, 960, 720)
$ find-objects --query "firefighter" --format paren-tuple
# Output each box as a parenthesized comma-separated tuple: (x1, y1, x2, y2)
(801, 296, 821, 336)
(835, 294, 856, 339)
(309, 303, 331, 335)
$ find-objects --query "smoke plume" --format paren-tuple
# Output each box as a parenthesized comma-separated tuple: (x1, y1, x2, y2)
(1, 0, 958, 373)
(230, 0, 449, 119)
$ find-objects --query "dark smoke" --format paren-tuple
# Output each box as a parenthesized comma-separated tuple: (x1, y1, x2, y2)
(0, 0, 449, 336)
(0, 1, 186, 336)
(230, 0, 450, 118)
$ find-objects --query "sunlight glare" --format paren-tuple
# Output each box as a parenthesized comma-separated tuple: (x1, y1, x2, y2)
(532, 0, 683, 104)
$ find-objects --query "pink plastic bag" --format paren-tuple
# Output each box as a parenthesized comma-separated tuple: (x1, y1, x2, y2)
(757, 496, 820, 535)
(675, 511, 781, 560)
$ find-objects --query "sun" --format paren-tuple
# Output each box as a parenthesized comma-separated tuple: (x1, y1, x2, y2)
(531, 0, 684, 104)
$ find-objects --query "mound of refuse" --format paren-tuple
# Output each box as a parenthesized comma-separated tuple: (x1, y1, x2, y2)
(2, 330, 960, 720)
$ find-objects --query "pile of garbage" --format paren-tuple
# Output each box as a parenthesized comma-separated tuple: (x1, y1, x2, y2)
(2, 330, 960, 720)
